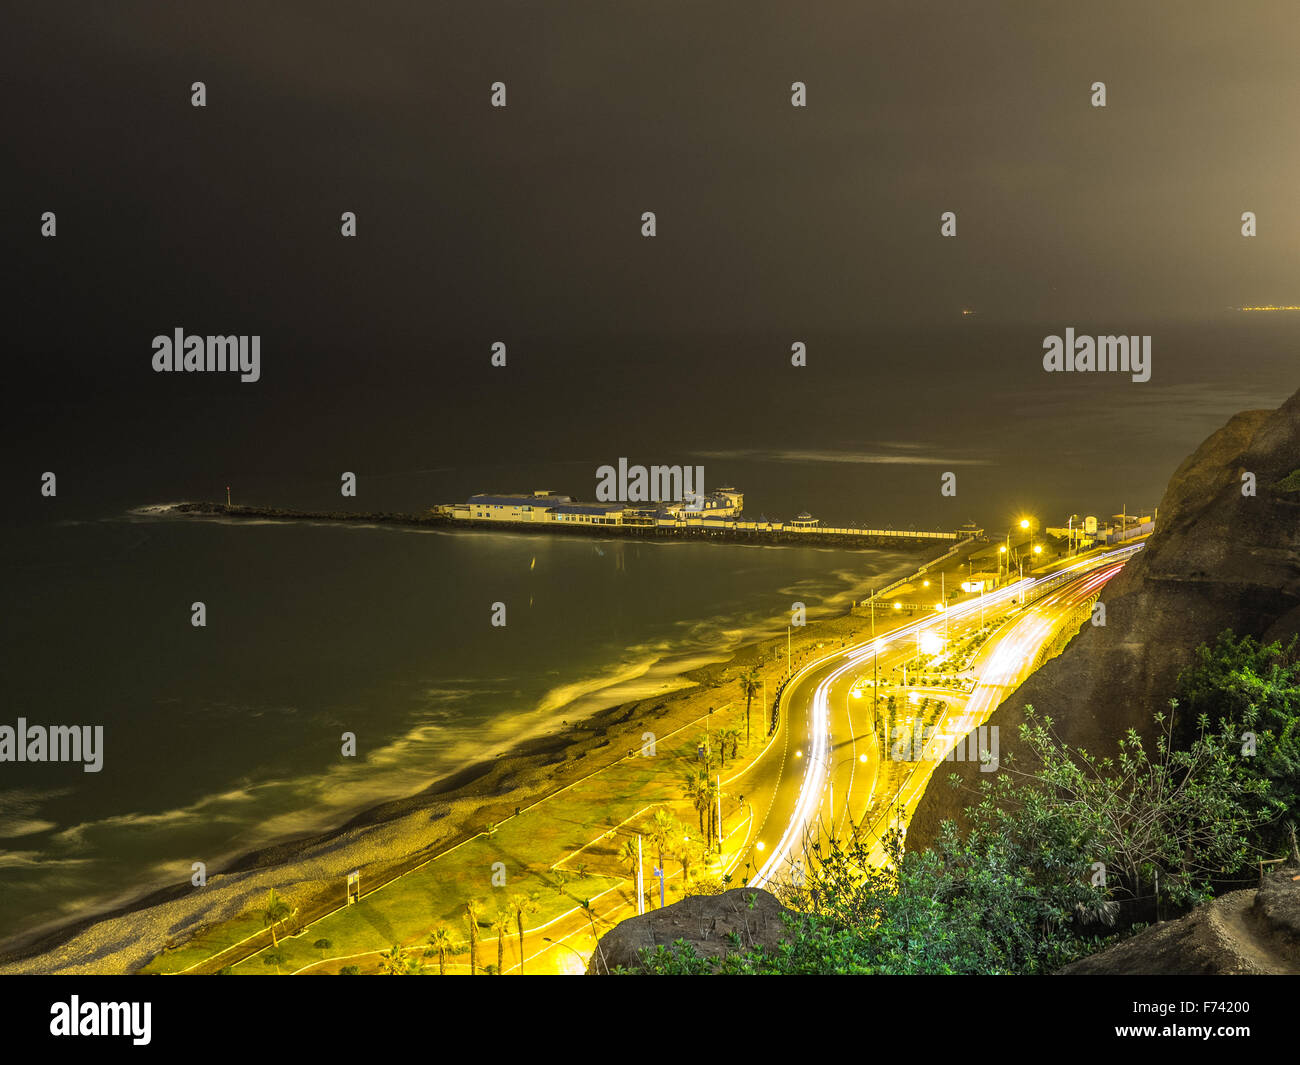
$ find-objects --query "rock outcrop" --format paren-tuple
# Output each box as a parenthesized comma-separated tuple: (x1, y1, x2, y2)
(587, 888, 795, 973)
(1059, 866, 1300, 975)
(909, 386, 1300, 849)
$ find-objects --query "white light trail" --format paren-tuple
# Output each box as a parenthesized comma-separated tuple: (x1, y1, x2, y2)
(749, 544, 1141, 888)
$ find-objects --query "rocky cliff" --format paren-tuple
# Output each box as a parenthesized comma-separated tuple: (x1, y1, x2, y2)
(908, 385, 1300, 849)
(1059, 865, 1300, 975)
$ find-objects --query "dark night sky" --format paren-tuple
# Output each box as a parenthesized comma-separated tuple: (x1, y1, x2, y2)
(6, 2, 1300, 523)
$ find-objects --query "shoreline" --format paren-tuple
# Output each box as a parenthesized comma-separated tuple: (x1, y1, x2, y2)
(0, 514, 957, 973)
(0, 607, 900, 974)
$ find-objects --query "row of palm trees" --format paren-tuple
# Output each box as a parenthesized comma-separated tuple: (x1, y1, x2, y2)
(267, 671, 767, 973)
(606, 672, 760, 908)
(615, 804, 719, 909)
(682, 770, 725, 852)
(415, 892, 540, 975)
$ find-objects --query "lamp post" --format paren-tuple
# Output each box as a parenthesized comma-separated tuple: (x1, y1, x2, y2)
(1006, 517, 1034, 597)
(716, 775, 723, 857)
(873, 641, 879, 741)
(941, 572, 946, 644)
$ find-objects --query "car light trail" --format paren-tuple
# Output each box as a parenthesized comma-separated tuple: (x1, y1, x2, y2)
(749, 544, 1140, 888)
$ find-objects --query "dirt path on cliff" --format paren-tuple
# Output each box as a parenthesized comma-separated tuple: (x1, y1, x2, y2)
(1212, 891, 1300, 975)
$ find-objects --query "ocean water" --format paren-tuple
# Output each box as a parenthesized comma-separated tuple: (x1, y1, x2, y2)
(0, 505, 914, 947)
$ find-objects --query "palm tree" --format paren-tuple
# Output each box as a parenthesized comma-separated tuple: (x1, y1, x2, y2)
(508, 893, 539, 973)
(579, 897, 610, 975)
(681, 770, 709, 841)
(739, 668, 760, 744)
(674, 835, 701, 894)
(648, 808, 679, 907)
(705, 776, 722, 852)
(426, 926, 456, 976)
(617, 837, 642, 905)
(465, 899, 485, 975)
(491, 910, 513, 974)
(262, 889, 291, 948)
(720, 727, 741, 765)
(379, 943, 411, 975)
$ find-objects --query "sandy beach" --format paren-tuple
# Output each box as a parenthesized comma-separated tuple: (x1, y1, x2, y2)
(0, 602, 886, 975)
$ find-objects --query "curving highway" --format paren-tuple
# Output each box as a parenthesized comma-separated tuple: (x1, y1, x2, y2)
(735, 544, 1141, 888)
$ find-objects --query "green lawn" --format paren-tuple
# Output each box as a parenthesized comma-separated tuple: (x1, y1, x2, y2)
(145, 695, 764, 975)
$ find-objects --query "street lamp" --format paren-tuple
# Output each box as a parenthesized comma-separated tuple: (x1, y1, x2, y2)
(543, 937, 590, 974)
(1004, 516, 1036, 584)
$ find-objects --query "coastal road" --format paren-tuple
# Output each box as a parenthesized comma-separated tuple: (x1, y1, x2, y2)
(734, 544, 1140, 889)
(269, 542, 1138, 974)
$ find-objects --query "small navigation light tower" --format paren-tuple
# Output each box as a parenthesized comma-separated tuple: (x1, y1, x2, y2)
(225, 485, 231, 506)
(346, 869, 360, 905)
